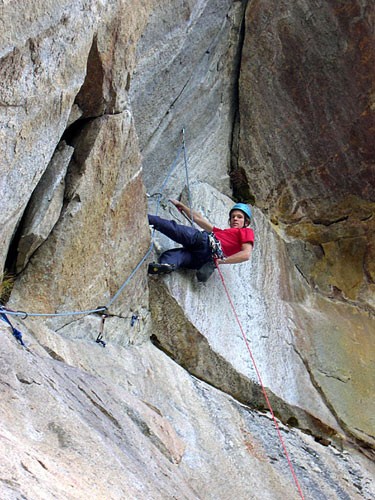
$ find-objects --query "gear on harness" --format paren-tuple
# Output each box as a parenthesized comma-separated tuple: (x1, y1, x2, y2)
(207, 232, 225, 260)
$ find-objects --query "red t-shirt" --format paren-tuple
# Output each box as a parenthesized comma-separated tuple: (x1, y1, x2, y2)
(212, 227, 254, 257)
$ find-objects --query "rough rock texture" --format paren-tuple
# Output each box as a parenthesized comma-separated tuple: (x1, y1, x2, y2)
(1, 321, 375, 500)
(1, 0, 97, 274)
(237, 0, 375, 310)
(149, 183, 374, 448)
(1, 0, 374, 498)
(16, 141, 74, 273)
(0, 0, 151, 274)
(10, 112, 151, 330)
(129, 0, 246, 198)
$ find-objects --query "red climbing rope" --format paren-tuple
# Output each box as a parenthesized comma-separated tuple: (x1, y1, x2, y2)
(215, 262, 305, 500)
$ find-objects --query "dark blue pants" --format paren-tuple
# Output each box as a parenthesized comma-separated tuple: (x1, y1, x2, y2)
(148, 215, 212, 269)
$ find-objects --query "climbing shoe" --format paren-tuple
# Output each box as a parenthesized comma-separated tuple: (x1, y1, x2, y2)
(196, 260, 216, 282)
(148, 262, 176, 275)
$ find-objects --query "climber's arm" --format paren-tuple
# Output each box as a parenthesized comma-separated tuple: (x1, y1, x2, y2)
(170, 199, 213, 232)
(216, 242, 253, 265)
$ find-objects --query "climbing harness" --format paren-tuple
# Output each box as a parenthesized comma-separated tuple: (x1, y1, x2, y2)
(215, 262, 305, 500)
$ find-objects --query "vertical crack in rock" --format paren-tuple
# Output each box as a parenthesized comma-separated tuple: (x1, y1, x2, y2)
(229, 0, 254, 204)
(4, 34, 110, 278)
(60, 117, 95, 211)
(74, 36, 106, 119)
(14, 142, 74, 274)
(4, 141, 74, 275)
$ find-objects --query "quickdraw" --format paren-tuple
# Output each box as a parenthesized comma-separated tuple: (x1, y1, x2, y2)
(95, 313, 108, 347)
(0, 310, 26, 346)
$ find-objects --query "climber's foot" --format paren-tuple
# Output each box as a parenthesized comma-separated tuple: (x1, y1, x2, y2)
(148, 263, 176, 275)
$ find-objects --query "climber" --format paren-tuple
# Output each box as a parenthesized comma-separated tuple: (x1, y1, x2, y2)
(148, 200, 254, 282)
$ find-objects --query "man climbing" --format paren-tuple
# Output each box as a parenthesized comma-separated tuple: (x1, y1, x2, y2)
(148, 200, 254, 282)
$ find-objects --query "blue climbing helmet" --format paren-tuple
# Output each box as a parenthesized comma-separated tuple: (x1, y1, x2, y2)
(229, 203, 252, 222)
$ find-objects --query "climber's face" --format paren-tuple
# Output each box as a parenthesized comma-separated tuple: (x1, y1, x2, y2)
(229, 210, 247, 228)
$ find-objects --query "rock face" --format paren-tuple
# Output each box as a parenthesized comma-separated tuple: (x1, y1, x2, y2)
(129, 0, 246, 198)
(16, 141, 74, 273)
(237, 0, 375, 310)
(0, 0, 151, 275)
(1, 0, 374, 499)
(10, 112, 151, 330)
(149, 183, 375, 449)
(1, 0, 97, 274)
(1, 322, 375, 500)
